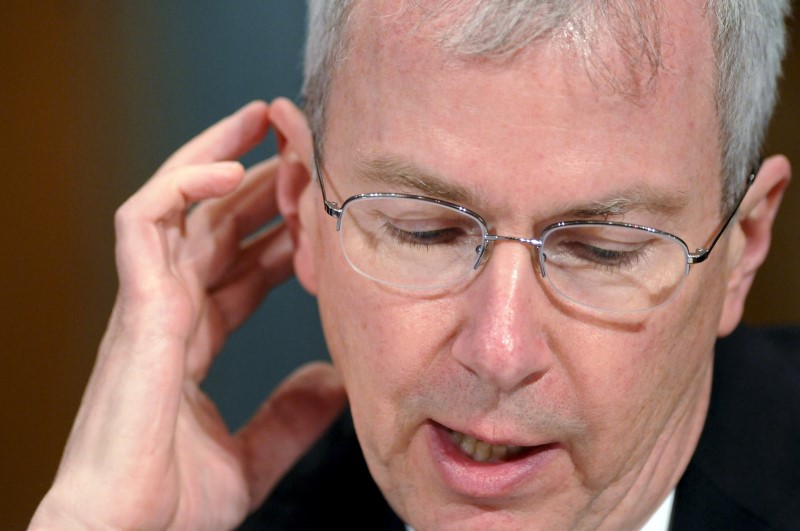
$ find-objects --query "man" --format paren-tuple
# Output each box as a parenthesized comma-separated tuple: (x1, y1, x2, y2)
(30, 0, 796, 529)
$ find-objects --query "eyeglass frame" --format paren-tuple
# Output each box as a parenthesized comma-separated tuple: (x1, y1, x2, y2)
(312, 144, 758, 293)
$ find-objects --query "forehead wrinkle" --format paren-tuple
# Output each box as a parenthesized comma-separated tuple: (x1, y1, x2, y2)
(354, 154, 482, 206)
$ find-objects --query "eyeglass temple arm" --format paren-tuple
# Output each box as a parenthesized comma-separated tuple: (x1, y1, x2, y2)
(312, 142, 343, 219)
(687, 165, 759, 265)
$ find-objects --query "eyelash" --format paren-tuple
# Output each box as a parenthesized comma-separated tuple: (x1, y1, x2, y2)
(383, 223, 462, 247)
(568, 242, 648, 271)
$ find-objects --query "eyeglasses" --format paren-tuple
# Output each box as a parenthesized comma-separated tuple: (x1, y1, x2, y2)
(314, 152, 756, 312)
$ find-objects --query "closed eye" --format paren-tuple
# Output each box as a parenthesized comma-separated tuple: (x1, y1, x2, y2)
(382, 223, 465, 247)
(569, 241, 646, 268)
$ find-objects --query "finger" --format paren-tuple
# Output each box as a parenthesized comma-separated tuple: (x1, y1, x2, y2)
(184, 226, 294, 380)
(159, 100, 271, 173)
(235, 362, 347, 510)
(115, 161, 245, 291)
(92, 165, 248, 469)
(208, 157, 282, 237)
(210, 223, 294, 310)
(179, 166, 289, 297)
(186, 156, 282, 250)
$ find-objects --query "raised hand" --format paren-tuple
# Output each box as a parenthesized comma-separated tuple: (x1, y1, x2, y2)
(30, 101, 346, 530)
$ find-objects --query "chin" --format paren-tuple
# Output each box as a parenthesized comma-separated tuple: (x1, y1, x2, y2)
(400, 502, 545, 531)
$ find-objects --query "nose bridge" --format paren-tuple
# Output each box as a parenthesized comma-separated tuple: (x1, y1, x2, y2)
(454, 239, 553, 392)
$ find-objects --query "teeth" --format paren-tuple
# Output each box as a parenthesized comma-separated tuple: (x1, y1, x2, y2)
(460, 434, 476, 455)
(449, 430, 526, 462)
(491, 444, 508, 460)
(474, 441, 491, 462)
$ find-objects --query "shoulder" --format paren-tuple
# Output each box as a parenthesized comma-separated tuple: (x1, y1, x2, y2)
(714, 325, 800, 399)
(673, 325, 800, 530)
(710, 325, 800, 461)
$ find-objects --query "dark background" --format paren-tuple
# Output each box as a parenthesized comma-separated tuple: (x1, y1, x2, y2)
(1, 3, 798, 528)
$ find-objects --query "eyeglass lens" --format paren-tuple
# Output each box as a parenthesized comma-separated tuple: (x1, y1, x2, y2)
(338, 196, 690, 311)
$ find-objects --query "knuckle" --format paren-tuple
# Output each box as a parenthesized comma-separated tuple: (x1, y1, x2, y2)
(113, 196, 143, 234)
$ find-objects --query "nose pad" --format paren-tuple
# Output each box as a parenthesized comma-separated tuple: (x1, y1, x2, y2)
(538, 249, 548, 278)
(473, 240, 494, 270)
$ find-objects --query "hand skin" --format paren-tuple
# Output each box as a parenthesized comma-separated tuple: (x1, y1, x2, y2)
(29, 101, 347, 530)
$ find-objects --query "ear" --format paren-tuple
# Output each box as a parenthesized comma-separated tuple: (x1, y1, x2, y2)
(271, 97, 319, 294)
(717, 155, 791, 336)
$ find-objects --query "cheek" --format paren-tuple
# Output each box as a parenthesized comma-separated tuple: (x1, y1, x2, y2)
(316, 276, 467, 513)
(313, 215, 463, 397)
(550, 324, 670, 478)
(558, 267, 724, 484)
(318, 279, 448, 396)
(315, 246, 459, 441)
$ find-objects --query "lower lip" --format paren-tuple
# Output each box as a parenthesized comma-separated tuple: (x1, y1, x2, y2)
(426, 422, 560, 499)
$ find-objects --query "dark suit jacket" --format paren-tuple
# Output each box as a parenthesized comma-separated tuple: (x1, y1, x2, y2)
(241, 326, 800, 530)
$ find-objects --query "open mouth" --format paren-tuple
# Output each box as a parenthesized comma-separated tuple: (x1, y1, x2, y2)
(447, 428, 530, 462)
(428, 422, 560, 498)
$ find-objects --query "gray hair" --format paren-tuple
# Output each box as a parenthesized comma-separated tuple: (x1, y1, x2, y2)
(302, 0, 791, 211)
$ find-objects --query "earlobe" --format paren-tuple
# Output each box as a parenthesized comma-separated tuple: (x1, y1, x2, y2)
(717, 155, 791, 336)
(271, 97, 319, 295)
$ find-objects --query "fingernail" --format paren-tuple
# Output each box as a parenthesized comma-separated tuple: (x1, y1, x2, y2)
(218, 161, 245, 173)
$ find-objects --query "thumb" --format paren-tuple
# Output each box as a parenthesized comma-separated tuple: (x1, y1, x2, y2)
(236, 361, 347, 509)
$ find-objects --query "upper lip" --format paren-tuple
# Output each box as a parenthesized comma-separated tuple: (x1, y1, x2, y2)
(433, 419, 551, 448)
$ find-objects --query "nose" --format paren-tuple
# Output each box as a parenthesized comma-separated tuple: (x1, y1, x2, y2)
(452, 240, 553, 392)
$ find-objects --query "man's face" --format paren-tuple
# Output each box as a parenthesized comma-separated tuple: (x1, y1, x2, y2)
(301, 2, 735, 529)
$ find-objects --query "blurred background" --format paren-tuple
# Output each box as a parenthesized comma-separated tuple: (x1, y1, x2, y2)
(1, 2, 798, 528)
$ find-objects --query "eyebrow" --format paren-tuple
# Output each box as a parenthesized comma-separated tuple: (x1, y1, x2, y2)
(559, 184, 690, 219)
(354, 154, 689, 220)
(354, 155, 478, 205)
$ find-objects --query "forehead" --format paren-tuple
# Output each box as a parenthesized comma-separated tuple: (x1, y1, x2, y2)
(342, 1, 712, 68)
(338, 1, 715, 94)
(324, 0, 720, 213)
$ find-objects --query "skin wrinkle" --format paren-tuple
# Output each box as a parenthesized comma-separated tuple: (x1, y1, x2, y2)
(586, 272, 721, 526)
(589, 332, 714, 529)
